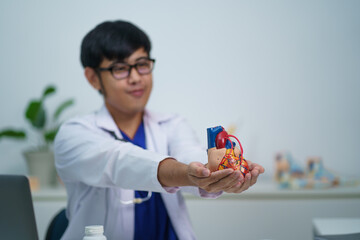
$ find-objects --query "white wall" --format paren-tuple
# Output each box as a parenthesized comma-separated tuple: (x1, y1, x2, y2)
(1, 0, 360, 180)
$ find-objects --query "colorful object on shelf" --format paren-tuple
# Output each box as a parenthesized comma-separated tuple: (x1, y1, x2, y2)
(274, 151, 341, 189)
(207, 126, 249, 176)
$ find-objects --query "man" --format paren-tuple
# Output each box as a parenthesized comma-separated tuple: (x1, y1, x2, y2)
(54, 20, 264, 240)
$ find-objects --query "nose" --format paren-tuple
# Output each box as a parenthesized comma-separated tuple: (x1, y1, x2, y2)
(128, 67, 141, 84)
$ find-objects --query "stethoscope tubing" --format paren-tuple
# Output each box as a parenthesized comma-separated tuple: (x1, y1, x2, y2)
(104, 129, 153, 205)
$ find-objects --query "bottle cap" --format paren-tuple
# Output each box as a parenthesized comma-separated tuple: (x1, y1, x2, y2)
(85, 225, 104, 235)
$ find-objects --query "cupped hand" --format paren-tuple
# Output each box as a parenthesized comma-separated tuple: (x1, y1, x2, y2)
(187, 160, 265, 194)
(187, 162, 246, 193)
(224, 160, 265, 193)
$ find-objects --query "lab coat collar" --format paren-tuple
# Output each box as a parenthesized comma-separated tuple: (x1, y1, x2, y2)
(94, 105, 175, 140)
(143, 108, 176, 124)
(95, 105, 122, 139)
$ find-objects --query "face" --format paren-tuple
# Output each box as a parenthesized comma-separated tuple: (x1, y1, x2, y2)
(90, 48, 153, 118)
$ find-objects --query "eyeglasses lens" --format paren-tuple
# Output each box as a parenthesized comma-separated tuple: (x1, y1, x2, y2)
(112, 66, 129, 79)
(136, 61, 152, 74)
(112, 60, 153, 79)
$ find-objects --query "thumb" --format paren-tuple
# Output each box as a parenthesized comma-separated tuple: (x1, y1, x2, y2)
(189, 162, 210, 177)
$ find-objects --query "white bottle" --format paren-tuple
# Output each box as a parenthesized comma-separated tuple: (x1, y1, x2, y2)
(83, 225, 107, 240)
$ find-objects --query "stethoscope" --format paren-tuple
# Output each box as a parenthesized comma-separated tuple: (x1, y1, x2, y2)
(120, 192, 152, 205)
(103, 129, 153, 205)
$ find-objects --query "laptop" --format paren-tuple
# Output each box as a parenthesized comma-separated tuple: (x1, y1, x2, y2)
(0, 175, 39, 240)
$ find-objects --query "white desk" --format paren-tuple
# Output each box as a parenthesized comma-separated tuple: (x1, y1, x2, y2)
(185, 180, 360, 240)
(32, 180, 360, 240)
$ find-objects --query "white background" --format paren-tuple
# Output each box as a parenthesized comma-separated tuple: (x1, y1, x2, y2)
(1, 0, 359, 180)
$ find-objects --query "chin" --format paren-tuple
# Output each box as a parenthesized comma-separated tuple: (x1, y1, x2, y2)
(130, 105, 147, 114)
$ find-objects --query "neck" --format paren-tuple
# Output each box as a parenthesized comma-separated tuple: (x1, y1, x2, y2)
(106, 104, 144, 139)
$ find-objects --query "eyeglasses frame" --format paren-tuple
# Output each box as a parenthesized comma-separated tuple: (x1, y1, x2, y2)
(96, 58, 156, 80)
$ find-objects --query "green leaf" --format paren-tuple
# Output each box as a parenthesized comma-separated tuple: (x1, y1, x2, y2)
(54, 99, 74, 120)
(42, 85, 56, 99)
(44, 128, 58, 142)
(25, 101, 46, 129)
(0, 129, 26, 140)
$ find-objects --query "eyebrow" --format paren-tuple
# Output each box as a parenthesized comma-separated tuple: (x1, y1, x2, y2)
(112, 56, 150, 65)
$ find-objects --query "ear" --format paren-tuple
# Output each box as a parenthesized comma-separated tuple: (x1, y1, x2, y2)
(84, 67, 101, 91)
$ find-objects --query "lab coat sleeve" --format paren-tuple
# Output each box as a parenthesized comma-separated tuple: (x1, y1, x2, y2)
(54, 117, 170, 193)
(164, 116, 222, 198)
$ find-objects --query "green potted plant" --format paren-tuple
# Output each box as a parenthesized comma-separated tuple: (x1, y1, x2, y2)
(0, 85, 74, 188)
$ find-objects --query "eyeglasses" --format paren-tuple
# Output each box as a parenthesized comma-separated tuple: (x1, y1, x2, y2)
(97, 58, 155, 80)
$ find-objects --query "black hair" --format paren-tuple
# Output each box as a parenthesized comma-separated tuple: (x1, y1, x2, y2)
(80, 20, 151, 68)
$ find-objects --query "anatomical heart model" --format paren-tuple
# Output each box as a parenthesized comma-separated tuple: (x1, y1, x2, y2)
(207, 126, 249, 177)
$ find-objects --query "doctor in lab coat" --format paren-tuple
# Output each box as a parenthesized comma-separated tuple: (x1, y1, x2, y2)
(54, 20, 264, 240)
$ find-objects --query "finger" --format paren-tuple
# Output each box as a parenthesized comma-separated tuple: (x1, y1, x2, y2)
(208, 169, 234, 182)
(247, 161, 265, 174)
(225, 181, 243, 193)
(250, 170, 259, 186)
(208, 171, 242, 192)
(251, 163, 265, 174)
(224, 171, 246, 192)
(197, 169, 234, 191)
(225, 173, 250, 193)
(188, 162, 210, 178)
(234, 173, 251, 193)
(247, 160, 254, 170)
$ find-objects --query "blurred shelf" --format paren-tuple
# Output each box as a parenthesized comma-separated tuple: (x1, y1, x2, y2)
(30, 180, 360, 202)
(185, 179, 360, 200)
(31, 186, 67, 201)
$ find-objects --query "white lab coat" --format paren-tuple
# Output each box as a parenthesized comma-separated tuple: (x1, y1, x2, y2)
(54, 105, 221, 240)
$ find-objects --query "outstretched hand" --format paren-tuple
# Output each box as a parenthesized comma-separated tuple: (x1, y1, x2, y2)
(187, 160, 264, 194)
(187, 162, 237, 193)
